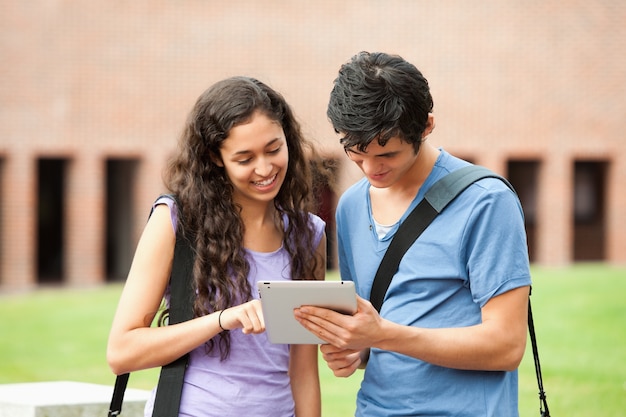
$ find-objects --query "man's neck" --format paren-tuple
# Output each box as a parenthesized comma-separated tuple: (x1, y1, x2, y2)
(369, 143, 440, 225)
(391, 142, 440, 197)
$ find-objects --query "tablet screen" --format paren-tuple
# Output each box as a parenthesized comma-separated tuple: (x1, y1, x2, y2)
(257, 280, 357, 344)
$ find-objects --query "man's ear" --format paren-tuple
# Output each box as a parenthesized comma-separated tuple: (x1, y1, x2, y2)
(422, 113, 435, 138)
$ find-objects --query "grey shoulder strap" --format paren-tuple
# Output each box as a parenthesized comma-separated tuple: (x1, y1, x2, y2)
(367, 166, 549, 416)
(369, 165, 511, 312)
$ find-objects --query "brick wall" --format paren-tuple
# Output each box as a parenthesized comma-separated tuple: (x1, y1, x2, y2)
(1, 0, 625, 289)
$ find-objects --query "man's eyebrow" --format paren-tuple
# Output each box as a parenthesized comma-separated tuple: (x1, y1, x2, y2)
(375, 150, 399, 157)
(346, 147, 399, 157)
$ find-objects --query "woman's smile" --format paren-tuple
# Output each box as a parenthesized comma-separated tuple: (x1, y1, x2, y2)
(253, 173, 278, 190)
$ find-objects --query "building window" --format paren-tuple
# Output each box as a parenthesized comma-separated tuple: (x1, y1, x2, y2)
(106, 159, 138, 281)
(573, 161, 607, 261)
(507, 160, 540, 262)
(37, 158, 66, 283)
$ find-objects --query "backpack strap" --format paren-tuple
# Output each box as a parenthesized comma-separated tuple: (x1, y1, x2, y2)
(152, 195, 195, 417)
(108, 373, 129, 417)
(370, 165, 511, 312)
(108, 195, 195, 417)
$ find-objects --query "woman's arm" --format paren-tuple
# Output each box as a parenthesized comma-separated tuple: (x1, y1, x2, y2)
(106, 205, 223, 374)
(290, 234, 326, 417)
(290, 343, 321, 417)
(106, 205, 265, 375)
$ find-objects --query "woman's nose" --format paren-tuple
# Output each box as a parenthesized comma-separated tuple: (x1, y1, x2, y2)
(254, 157, 273, 176)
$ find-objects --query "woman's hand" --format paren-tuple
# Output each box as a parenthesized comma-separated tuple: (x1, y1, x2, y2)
(219, 299, 265, 334)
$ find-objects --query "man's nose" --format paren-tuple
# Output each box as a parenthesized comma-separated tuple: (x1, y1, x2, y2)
(359, 156, 377, 175)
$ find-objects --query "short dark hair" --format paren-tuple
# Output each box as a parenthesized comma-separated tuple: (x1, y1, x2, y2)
(327, 51, 434, 152)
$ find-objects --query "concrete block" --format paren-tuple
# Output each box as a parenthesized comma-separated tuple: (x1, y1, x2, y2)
(0, 381, 150, 417)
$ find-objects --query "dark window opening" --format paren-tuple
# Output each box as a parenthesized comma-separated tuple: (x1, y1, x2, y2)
(507, 160, 540, 262)
(573, 161, 607, 261)
(37, 158, 66, 284)
(106, 159, 138, 281)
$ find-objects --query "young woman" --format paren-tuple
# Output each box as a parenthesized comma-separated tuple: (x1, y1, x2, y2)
(107, 76, 325, 417)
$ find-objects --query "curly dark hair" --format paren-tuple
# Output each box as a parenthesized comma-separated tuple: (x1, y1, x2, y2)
(327, 51, 434, 153)
(162, 76, 319, 359)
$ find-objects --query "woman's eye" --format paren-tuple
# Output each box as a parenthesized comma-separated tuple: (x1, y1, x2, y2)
(268, 146, 281, 154)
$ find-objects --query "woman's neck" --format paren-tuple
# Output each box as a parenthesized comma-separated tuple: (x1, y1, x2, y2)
(239, 202, 284, 253)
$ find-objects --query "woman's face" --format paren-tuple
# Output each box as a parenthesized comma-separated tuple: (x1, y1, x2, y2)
(218, 111, 289, 206)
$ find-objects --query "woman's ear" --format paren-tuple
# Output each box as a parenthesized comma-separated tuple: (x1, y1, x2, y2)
(422, 113, 435, 138)
(210, 151, 224, 167)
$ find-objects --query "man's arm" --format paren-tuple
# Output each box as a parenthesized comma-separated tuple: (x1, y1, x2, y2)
(295, 285, 529, 372)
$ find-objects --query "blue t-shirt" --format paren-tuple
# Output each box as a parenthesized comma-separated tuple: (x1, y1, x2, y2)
(336, 150, 531, 417)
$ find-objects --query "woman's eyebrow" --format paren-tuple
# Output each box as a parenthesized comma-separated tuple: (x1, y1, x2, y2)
(231, 138, 282, 156)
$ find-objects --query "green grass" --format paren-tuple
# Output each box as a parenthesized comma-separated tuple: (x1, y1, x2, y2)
(1, 264, 624, 416)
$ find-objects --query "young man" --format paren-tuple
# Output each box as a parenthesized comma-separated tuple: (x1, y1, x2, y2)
(294, 52, 531, 416)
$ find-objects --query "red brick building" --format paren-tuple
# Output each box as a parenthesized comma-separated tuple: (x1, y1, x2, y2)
(1, 1, 625, 290)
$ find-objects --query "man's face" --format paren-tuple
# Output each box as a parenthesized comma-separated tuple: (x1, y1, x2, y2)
(343, 137, 419, 189)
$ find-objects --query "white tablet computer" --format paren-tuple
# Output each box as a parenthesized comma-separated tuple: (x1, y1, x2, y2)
(257, 280, 357, 344)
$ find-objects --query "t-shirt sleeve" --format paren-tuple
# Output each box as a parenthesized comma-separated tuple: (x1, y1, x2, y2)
(152, 195, 178, 234)
(307, 213, 326, 249)
(462, 184, 532, 307)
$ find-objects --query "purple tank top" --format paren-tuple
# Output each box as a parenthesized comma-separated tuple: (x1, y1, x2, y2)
(144, 197, 325, 416)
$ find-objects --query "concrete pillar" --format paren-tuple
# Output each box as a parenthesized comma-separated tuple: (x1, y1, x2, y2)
(133, 152, 169, 247)
(606, 151, 626, 264)
(0, 154, 36, 290)
(536, 154, 572, 265)
(65, 154, 105, 285)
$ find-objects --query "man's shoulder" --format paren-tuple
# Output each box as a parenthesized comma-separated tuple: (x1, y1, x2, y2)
(336, 178, 370, 221)
(433, 151, 515, 197)
(338, 177, 369, 202)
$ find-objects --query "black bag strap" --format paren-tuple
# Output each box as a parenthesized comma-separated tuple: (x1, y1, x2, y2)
(369, 165, 550, 416)
(108, 373, 129, 417)
(528, 289, 551, 417)
(370, 165, 507, 312)
(151, 227, 195, 417)
(108, 195, 195, 417)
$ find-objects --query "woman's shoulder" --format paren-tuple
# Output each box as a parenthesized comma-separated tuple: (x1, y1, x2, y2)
(306, 212, 326, 231)
(281, 211, 325, 233)
(152, 194, 178, 233)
